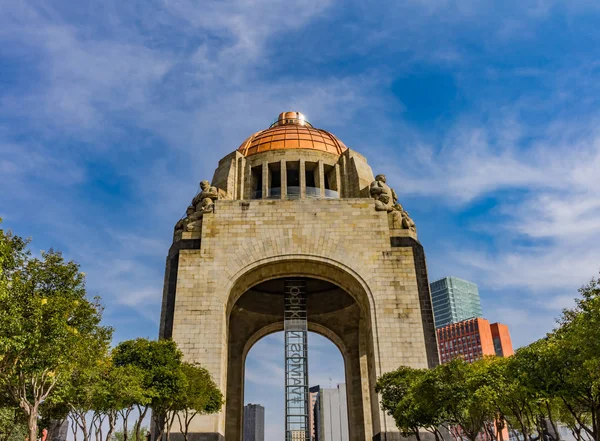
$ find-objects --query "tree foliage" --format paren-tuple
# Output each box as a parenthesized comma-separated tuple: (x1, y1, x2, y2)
(377, 271, 600, 441)
(0, 221, 223, 440)
(0, 220, 112, 441)
(174, 363, 224, 441)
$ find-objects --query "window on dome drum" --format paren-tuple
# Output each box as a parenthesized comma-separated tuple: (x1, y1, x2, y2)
(251, 165, 263, 199)
(324, 165, 340, 198)
(268, 162, 281, 199)
(287, 161, 300, 199)
(305, 167, 316, 187)
(305, 162, 319, 199)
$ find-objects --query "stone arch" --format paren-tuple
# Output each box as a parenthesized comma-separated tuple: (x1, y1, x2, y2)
(242, 322, 348, 364)
(224, 258, 381, 441)
(224, 253, 379, 334)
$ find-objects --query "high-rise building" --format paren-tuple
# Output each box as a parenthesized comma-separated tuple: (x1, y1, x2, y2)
(311, 384, 349, 441)
(490, 322, 513, 357)
(436, 317, 514, 364)
(308, 386, 320, 441)
(430, 277, 483, 328)
(243, 403, 265, 441)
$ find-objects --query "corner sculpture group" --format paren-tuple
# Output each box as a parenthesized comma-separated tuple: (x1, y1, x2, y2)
(174, 174, 416, 239)
(369, 174, 417, 233)
(173, 180, 223, 237)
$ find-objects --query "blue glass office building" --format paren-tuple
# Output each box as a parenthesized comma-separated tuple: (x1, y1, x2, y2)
(430, 277, 483, 328)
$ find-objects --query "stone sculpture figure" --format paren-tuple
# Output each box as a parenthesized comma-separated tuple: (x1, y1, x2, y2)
(185, 206, 204, 232)
(193, 180, 220, 213)
(370, 174, 397, 203)
(174, 205, 196, 234)
(174, 180, 226, 239)
(392, 203, 416, 233)
(401, 210, 417, 233)
(374, 193, 393, 212)
(370, 174, 397, 212)
(371, 175, 417, 232)
(173, 205, 205, 235)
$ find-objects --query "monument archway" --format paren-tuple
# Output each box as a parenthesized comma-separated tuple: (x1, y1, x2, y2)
(224, 259, 379, 441)
(159, 111, 439, 441)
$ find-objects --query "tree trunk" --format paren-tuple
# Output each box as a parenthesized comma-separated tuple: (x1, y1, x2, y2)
(545, 403, 560, 441)
(123, 419, 128, 441)
(183, 411, 198, 441)
(71, 418, 79, 441)
(166, 413, 176, 441)
(135, 406, 149, 441)
(593, 403, 599, 441)
(414, 427, 421, 441)
(104, 413, 118, 441)
(28, 410, 38, 441)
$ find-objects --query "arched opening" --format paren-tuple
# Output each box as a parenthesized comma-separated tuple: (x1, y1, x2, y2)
(244, 331, 348, 441)
(225, 271, 379, 441)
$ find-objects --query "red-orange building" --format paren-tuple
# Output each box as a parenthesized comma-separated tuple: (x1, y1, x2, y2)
(437, 318, 514, 441)
(436, 317, 514, 364)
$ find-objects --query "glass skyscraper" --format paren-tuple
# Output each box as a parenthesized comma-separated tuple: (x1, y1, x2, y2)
(430, 277, 483, 328)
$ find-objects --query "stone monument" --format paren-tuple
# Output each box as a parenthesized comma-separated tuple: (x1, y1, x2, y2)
(159, 111, 438, 441)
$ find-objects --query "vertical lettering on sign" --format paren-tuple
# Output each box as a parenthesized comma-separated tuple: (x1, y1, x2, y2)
(284, 280, 309, 441)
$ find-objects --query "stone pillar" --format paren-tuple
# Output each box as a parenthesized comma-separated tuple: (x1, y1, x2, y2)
(339, 154, 348, 198)
(343, 333, 368, 441)
(236, 156, 245, 200)
(281, 159, 287, 200)
(300, 158, 306, 199)
(318, 160, 325, 197)
(262, 160, 269, 199)
(335, 163, 342, 197)
(224, 335, 245, 440)
(243, 160, 253, 200)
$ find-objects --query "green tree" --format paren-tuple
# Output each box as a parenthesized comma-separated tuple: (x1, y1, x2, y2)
(102, 364, 148, 441)
(61, 355, 113, 441)
(0, 221, 113, 441)
(112, 339, 186, 441)
(114, 427, 148, 441)
(472, 354, 545, 441)
(529, 274, 600, 441)
(434, 358, 497, 441)
(507, 342, 565, 441)
(377, 359, 498, 441)
(0, 405, 27, 441)
(376, 366, 432, 441)
(174, 363, 224, 441)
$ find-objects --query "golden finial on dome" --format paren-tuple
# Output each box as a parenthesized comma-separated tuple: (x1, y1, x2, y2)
(270, 111, 313, 128)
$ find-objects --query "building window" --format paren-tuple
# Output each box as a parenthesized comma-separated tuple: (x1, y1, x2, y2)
(287, 162, 300, 199)
(306, 168, 316, 188)
(251, 165, 263, 199)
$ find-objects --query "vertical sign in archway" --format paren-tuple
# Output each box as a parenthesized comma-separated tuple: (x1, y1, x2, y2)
(284, 280, 309, 441)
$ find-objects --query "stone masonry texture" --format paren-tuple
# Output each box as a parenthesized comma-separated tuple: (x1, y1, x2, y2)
(159, 119, 439, 441)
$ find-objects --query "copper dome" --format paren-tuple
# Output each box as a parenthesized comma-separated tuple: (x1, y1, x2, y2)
(237, 112, 348, 157)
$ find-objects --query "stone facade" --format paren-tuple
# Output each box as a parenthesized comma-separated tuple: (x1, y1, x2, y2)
(159, 112, 439, 441)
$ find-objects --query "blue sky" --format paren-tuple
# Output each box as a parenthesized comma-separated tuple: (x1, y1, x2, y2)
(2, 0, 600, 439)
